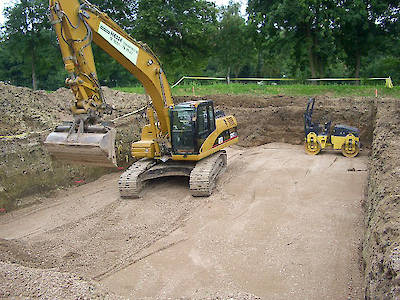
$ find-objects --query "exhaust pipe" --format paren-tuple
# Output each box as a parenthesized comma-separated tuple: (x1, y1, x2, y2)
(44, 122, 117, 168)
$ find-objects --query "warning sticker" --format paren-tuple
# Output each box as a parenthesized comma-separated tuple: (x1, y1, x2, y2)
(97, 22, 139, 65)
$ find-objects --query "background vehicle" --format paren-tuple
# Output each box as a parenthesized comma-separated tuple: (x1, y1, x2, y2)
(304, 98, 360, 157)
(45, 0, 238, 197)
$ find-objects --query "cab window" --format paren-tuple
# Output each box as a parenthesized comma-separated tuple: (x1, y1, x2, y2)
(197, 105, 209, 135)
(207, 105, 215, 131)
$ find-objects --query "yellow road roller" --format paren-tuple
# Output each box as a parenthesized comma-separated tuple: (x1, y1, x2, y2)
(304, 98, 360, 157)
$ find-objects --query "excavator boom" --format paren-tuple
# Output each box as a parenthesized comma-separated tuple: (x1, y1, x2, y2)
(45, 0, 173, 167)
(45, 0, 239, 197)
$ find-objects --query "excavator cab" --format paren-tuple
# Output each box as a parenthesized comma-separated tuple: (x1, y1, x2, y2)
(170, 101, 216, 155)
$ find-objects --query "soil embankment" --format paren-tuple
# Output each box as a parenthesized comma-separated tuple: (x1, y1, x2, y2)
(363, 99, 400, 297)
(0, 83, 148, 210)
(175, 94, 375, 147)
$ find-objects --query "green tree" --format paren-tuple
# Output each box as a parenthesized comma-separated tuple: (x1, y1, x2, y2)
(215, 2, 252, 81)
(247, 11, 267, 77)
(90, 0, 137, 31)
(2, 0, 53, 90)
(332, 0, 381, 78)
(133, 0, 217, 81)
(248, 0, 337, 78)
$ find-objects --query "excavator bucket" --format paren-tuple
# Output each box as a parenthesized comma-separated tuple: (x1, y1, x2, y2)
(44, 123, 117, 168)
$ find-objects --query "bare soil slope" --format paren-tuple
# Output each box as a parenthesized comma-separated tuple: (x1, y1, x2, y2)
(0, 83, 148, 210)
(363, 99, 400, 298)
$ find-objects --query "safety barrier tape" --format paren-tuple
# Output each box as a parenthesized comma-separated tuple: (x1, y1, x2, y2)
(0, 133, 29, 140)
(172, 76, 394, 88)
(231, 77, 295, 81)
(0, 129, 52, 141)
(171, 76, 226, 87)
(111, 105, 148, 123)
(307, 77, 394, 88)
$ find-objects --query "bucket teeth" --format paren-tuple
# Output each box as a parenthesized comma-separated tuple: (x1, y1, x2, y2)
(44, 124, 117, 168)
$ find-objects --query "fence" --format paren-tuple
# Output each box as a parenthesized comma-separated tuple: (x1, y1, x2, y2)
(171, 76, 394, 88)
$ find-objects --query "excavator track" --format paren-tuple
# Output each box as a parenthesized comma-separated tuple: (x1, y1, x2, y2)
(118, 151, 227, 198)
(189, 150, 227, 197)
(118, 159, 156, 198)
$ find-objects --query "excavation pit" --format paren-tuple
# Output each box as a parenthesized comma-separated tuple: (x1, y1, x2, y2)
(0, 83, 399, 298)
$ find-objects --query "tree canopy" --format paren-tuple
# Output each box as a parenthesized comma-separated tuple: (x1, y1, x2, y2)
(0, 0, 399, 90)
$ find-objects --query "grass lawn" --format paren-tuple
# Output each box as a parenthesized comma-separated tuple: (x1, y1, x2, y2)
(115, 83, 400, 98)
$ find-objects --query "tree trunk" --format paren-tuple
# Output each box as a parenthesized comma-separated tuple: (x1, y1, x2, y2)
(234, 64, 240, 78)
(256, 48, 263, 77)
(318, 57, 324, 79)
(307, 28, 317, 80)
(31, 48, 37, 90)
(308, 48, 317, 79)
(355, 51, 361, 85)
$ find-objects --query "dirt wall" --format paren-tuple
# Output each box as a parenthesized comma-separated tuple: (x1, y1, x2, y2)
(0, 85, 376, 211)
(0, 83, 147, 211)
(175, 94, 375, 148)
(363, 99, 400, 298)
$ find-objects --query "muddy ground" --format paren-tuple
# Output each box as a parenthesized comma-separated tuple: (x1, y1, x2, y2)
(0, 82, 399, 298)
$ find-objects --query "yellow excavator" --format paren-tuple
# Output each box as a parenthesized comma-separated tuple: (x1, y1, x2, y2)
(44, 0, 238, 197)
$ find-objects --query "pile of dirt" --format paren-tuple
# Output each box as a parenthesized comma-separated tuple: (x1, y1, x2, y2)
(363, 99, 400, 297)
(0, 83, 66, 136)
(0, 262, 120, 299)
(0, 238, 119, 299)
(175, 94, 376, 148)
(0, 82, 148, 211)
(0, 238, 58, 268)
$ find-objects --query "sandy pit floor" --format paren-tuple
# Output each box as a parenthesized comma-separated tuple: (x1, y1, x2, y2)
(0, 143, 367, 299)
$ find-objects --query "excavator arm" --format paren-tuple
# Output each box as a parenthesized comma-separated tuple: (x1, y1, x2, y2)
(45, 0, 239, 197)
(45, 0, 174, 166)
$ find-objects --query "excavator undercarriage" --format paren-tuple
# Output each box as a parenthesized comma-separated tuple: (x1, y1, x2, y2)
(119, 150, 227, 198)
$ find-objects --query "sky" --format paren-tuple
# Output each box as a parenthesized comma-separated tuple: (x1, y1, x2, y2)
(0, 2, 7, 25)
(0, 0, 246, 26)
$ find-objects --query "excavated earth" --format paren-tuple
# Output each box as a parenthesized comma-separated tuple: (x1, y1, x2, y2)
(363, 99, 400, 298)
(0, 82, 149, 211)
(0, 82, 399, 298)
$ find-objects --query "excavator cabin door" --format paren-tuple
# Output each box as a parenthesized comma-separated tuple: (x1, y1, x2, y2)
(170, 101, 216, 155)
